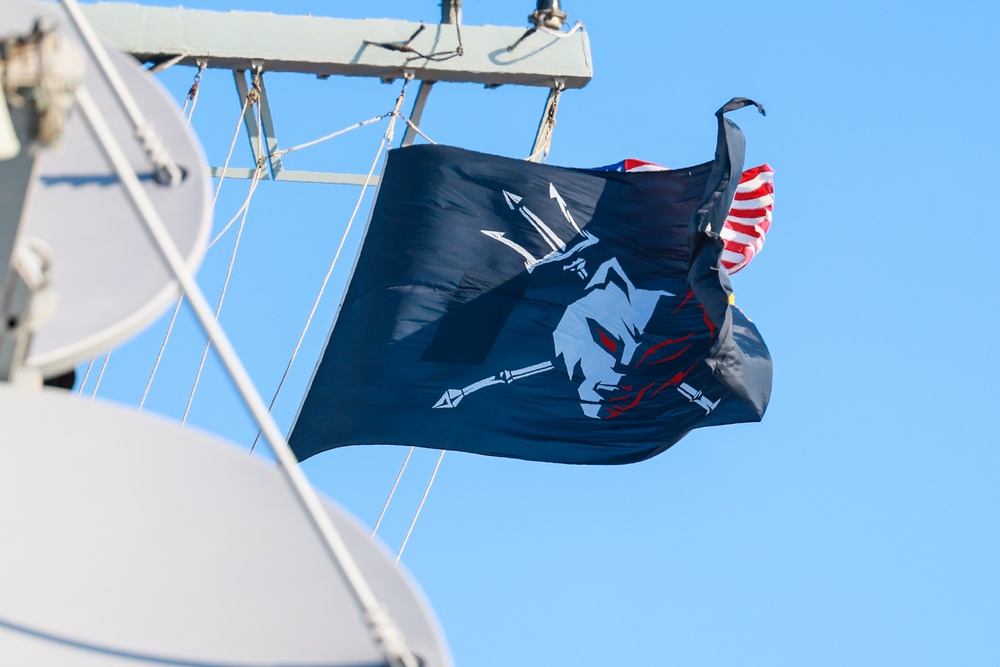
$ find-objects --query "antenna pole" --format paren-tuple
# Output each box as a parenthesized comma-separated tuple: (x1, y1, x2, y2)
(441, 0, 461, 24)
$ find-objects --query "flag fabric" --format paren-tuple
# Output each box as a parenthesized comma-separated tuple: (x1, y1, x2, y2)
(290, 98, 773, 465)
(722, 164, 774, 274)
(596, 160, 774, 275)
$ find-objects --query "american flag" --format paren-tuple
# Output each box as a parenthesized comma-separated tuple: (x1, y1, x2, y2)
(597, 160, 774, 275)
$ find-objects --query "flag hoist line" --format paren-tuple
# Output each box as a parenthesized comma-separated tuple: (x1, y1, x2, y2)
(139, 83, 251, 413)
(250, 78, 411, 454)
(373, 74, 567, 554)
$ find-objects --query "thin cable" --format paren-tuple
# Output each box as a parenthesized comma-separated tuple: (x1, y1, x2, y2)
(206, 94, 254, 249)
(137, 295, 182, 412)
(249, 78, 411, 453)
(395, 450, 445, 565)
(248, 124, 389, 452)
(371, 447, 414, 538)
(183, 96, 267, 424)
(148, 53, 185, 74)
(137, 90, 248, 410)
(184, 61, 207, 127)
(76, 357, 95, 396)
(74, 86, 420, 667)
(180, 163, 263, 425)
(402, 116, 437, 145)
(527, 82, 564, 163)
(272, 113, 388, 158)
(207, 168, 260, 251)
(89, 350, 112, 400)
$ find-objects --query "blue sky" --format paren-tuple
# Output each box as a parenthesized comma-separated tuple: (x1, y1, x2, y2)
(85, 1, 1000, 665)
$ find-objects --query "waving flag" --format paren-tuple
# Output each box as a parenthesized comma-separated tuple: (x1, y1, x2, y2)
(290, 99, 772, 465)
(597, 160, 774, 275)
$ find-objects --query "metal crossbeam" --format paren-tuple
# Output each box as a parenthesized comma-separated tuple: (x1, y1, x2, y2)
(79, 3, 592, 89)
(81, 3, 588, 184)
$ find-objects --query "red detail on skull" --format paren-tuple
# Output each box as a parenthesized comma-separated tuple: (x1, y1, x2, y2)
(596, 327, 618, 353)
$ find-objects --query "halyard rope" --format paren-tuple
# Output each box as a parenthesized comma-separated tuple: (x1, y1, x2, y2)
(395, 450, 446, 564)
(180, 61, 206, 127)
(527, 81, 564, 163)
(138, 85, 250, 412)
(182, 69, 267, 425)
(89, 350, 112, 400)
(271, 113, 389, 158)
(181, 159, 265, 425)
(371, 447, 415, 538)
(76, 357, 95, 396)
(249, 77, 412, 453)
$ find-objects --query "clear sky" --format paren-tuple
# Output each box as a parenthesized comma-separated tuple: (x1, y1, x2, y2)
(85, 1, 1000, 665)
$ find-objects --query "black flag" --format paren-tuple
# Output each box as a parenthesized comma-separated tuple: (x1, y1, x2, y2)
(290, 99, 772, 465)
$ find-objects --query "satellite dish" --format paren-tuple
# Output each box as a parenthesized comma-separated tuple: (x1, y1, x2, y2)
(3, 0, 212, 377)
(0, 384, 453, 667)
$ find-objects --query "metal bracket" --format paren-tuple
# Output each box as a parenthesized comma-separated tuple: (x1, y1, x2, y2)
(215, 68, 390, 186)
(0, 103, 54, 386)
(0, 93, 43, 384)
(0, 240, 54, 386)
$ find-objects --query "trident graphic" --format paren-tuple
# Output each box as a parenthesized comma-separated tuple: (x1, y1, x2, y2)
(433, 182, 720, 417)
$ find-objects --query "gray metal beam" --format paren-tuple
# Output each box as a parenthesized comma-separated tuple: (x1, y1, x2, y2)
(231, 69, 269, 178)
(79, 3, 592, 89)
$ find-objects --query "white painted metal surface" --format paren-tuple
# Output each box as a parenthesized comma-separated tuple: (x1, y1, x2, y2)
(0, 384, 452, 667)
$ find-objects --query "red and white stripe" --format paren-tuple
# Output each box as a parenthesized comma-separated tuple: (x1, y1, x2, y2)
(721, 164, 773, 275)
(618, 161, 775, 275)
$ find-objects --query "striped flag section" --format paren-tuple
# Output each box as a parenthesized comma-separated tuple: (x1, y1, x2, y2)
(597, 160, 775, 275)
(721, 164, 774, 274)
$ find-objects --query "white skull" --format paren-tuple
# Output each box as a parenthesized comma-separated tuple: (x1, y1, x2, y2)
(552, 258, 671, 418)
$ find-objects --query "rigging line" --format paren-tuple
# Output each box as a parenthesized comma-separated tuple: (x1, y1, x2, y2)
(527, 82, 564, 164)
(206, 95, 254, 249)
(454, 17, 464, 55)
(184, 61, 207, 128)
(181, 161, 264, 426)
(395, 450, 446, 565)
(135, 92, 249, 413)
(372, 447, 414, 538)
(147, 53, 186, 74)
(402, 116, 437, 145)
(137, 295, 182, 412)
(76, 357, 95, 396)
(211, 111, 385, 251)
(207, 176, 258, 251)
(271, 113, 389, 158)
(89, 350, 112, 400)
(364, 20, 465, 63)
(180, 92, 269, 424)
(181, 83, 267, 426)
(249, 78, 412, 454)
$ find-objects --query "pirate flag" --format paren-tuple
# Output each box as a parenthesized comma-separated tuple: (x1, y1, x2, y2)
(290, 98, 772, 465)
